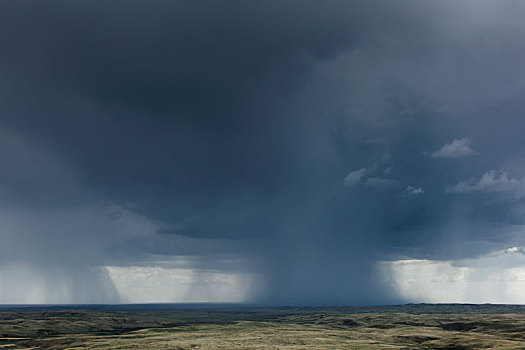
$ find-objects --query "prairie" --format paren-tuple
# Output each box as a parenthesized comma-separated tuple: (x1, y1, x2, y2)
(2, 304, 525, 349)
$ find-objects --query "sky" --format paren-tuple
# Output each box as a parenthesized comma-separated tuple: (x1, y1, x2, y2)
(2, 1, 525, 304)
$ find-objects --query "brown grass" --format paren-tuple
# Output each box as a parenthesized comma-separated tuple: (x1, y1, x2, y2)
(2, 305, 525, 349)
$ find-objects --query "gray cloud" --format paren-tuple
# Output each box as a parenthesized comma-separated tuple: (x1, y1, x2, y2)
(448, 170, 525, 200)
(343, 168, 368, 187)
(432, 138, 479, 158)
(405, 185, 424, 196)
(1, 0, 525, 304)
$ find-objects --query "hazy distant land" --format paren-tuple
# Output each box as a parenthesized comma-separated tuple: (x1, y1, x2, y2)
(2, 304, 525, 349)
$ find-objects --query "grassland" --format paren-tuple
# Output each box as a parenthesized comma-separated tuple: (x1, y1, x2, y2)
(2, 304, 525, 349)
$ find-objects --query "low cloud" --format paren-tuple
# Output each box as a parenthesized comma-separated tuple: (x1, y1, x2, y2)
(105, 266, 255, 303)
(343, 167, 407, 194)
(447, 170, 525, 200)
(381, 247, 525, 303)
(343, 168, 368, 187)
(505, 247, 524, 254)
(432, 138, 479, 158)
(405, 185, 424, 196)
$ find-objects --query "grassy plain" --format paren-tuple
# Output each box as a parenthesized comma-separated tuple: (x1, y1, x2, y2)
(2, 304, 525, 349)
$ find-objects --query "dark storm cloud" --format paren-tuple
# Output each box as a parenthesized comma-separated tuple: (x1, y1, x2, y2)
(1, 0, 525, 304)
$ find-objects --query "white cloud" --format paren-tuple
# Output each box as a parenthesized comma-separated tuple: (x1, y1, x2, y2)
(506, 247, 523, 254)
(105, 266, 256, 303)
(380, 259, 471, 303)
(343, 168, 368, 187)
(380, 247, 525, 303)
(405, 185, 424, 196)
(431, 137, 479, 158)
(0, 264, 119, 304)
(0, 203, 158, 304)
(447, 170, 525, 200)
(343, 166, 403, 193)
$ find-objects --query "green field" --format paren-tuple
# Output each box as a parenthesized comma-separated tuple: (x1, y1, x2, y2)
(2, 304, 525, 349)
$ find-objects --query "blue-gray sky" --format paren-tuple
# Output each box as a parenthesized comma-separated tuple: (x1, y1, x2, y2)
(1, 0, 525, 304)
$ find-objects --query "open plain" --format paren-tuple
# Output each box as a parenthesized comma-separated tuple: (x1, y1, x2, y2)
(2, 304, 525, 349)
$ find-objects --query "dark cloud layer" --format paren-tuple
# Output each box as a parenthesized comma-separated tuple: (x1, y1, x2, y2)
(1, 1, 525, 304)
